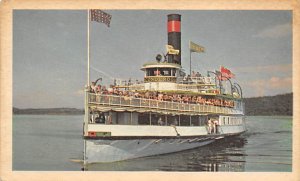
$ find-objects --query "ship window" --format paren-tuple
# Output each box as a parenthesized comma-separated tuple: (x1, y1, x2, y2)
(172, 68, 176, 76)
(146, 68, 157, 76)
(160, 68, 171, 76)
(166, 115, 179, 126)
(179, 115, 190, 126)
(138, 113, 151, 125)
(191, 116, 199, 126)
(199, 116, 207, 126)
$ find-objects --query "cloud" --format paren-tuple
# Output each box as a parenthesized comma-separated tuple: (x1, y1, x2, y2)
(253, 23, 291, 39)
(244, 76, 292, 97)
(232, 63, 292, 74)
(269, 76, 292, 88)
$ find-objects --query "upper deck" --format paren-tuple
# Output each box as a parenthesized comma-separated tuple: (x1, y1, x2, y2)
(87, 92, 244, 116)
(88, 62, 243, 116)
(113, 61, 241, 98)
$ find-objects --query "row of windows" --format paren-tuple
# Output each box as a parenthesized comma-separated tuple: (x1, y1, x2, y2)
(146, 68, 177, 76)
(90, 111, 244, 127)
(219, 116, 244, 125)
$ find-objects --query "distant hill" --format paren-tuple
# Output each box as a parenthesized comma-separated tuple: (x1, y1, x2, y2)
(13, 93, 293, 116)
(244, 93, 293, 116)
(13, 107, 84, 115)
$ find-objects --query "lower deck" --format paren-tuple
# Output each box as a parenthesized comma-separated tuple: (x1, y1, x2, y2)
(84, 111, 246, 163)
(89, 111, 245, 126)
(86, 122, 246, 138)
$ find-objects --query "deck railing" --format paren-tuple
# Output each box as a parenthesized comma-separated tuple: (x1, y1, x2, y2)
(88, 93, 244, 115)
(177, 76, 215, 85)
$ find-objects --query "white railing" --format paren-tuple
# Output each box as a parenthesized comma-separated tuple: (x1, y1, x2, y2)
(128, 83, 144, 91)
(177, 76, 215, 85)
(88, 93, 244, 115)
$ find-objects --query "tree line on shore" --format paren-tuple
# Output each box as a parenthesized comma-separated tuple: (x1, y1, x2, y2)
(244, 93, 292, 116)
(13, 107, 84, 115)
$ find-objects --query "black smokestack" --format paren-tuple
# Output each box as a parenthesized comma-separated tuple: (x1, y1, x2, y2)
(167, 14, 181, 65)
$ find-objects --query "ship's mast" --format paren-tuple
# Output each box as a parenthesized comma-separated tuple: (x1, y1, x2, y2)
(83, 9, 91, 171)
(87, 10, 90, 86)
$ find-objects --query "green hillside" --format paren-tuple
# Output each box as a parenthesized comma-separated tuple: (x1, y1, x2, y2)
(244, 93, 293, 116)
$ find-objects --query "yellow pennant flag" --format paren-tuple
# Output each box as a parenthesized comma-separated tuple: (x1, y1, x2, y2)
(189, 41, 205, 53)
(166, 45, 180, 55)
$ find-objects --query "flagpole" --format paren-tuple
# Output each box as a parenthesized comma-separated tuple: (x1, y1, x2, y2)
(83, 9, 90, 171)
(189, 41, 192, 76)
(87, 10, 90, 85)
(189, 51, 192, 76)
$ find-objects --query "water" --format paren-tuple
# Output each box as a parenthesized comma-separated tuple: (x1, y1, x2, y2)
(13, 115, 292, 171)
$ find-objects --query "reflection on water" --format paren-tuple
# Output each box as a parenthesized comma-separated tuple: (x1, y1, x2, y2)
(86, 136, 247, 171)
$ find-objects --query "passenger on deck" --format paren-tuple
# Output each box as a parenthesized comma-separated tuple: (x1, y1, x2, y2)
(163, 94, 169, 101)
(207, 118, 213, 134)
(94, 83, 238, 109)
(95, 113, 105, 124)
(171, 118, 178, 126)
(90, 82, 97, 93)
(191, 71, 196, 78)
(96, 85, 101, 94)
(213, 119, 219, 134)
(144, 91, 150, 99)
(107, 87, 113, 94)
(102, 86, 108, 94)
(154, 70, 161, 76)
(214, 120, 219, 133)
(128, 78, 132, 86)
(158, 117, 164, 126)
(106, 115, 112, 124)
(99, 114, 106, 123)
(158, 93, 163, 101)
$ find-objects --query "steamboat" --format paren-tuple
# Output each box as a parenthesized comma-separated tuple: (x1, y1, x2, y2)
(83, 14, 246, 164)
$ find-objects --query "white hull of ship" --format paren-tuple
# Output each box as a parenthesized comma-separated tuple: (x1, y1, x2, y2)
(84, 124, 246, 163)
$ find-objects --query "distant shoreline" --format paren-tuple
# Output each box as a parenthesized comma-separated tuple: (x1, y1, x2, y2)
(13, 93, 292, 116)
(13, 107, 84, 115)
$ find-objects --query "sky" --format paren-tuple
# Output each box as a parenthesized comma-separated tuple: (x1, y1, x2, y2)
(13, 10, 292, 109)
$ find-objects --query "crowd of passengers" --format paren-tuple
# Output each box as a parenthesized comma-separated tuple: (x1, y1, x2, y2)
(90, 82, 234, 108)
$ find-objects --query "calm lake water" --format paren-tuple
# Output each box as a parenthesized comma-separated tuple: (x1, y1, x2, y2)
(13, 115, 292, 171)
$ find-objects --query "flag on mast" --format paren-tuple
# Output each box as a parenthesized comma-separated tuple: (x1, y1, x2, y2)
(220, 66, 235, 79)
(189, 41, 205, 53)
(90, 9, 112, 27)
(166, 45, 180, 55)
